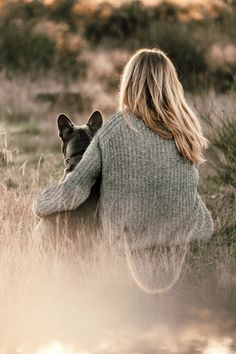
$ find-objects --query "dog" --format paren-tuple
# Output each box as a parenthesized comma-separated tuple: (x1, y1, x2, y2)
(35, 111, 103, 246)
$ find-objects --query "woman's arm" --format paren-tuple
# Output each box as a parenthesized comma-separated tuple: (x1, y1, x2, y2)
(32, 135, 101, 217)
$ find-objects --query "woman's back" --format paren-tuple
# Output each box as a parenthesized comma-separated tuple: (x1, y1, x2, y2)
(33, 48, 214, 249)
(97, 110, 213, 249)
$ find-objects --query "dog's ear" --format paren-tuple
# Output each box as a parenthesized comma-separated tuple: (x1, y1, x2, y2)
(87, 111, 103, 135)
(57, 113, 74, 140)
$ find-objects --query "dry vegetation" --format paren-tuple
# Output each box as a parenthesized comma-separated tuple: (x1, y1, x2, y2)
(0, 71, 236, 351)
(0, 0, 236, 352)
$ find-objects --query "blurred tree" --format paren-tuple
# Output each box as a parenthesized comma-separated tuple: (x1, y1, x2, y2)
(84, 1, 207, 89)
(0, 22, 56, 74)
(49, 0, 79, 32)
(2, 1, 47, 25)
(84, 1, 148, 46)
(149, 2, 179, 22)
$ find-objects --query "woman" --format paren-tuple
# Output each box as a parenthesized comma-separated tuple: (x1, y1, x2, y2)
(33, 48, 214, 250)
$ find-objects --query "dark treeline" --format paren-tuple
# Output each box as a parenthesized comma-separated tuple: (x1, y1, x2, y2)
(0, 0, 235, 91)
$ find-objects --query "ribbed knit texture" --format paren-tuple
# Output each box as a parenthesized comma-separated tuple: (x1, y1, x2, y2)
(33, 109, 214, 249)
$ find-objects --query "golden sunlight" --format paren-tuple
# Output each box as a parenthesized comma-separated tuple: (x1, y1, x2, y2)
(36, 343, 91, 354)
(11, 0, 224, 7)
(36, 342, 85, 354)
(36, 343, 65, 354)
(204, 339, 233, 354)
(83, 0, 220, 5)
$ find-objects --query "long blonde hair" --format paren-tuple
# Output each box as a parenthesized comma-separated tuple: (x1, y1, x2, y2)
(119, 48, 208, 164)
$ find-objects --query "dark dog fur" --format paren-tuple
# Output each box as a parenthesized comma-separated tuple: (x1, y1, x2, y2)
(40, 111, 103, 242)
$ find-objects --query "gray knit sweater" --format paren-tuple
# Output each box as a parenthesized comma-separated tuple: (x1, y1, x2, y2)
(33, 109, 214, 249)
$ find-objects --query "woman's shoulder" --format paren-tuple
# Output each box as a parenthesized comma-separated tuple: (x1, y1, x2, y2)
(97, 111, 124, 140)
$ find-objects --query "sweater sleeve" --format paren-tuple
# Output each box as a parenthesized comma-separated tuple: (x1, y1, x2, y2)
(32, 135, 101, 217)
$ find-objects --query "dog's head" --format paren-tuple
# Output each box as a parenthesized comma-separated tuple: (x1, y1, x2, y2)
(57, 111, 103, 172)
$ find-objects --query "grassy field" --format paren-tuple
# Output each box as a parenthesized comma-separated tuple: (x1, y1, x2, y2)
(0, 72, 236, 351)
(0, 0, 236, 352)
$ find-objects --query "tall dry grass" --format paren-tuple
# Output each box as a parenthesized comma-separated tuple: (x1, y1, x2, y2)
(0, 72, 236, 351)
(0, 164, 235, 351)
(0, 160, 236, 352)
